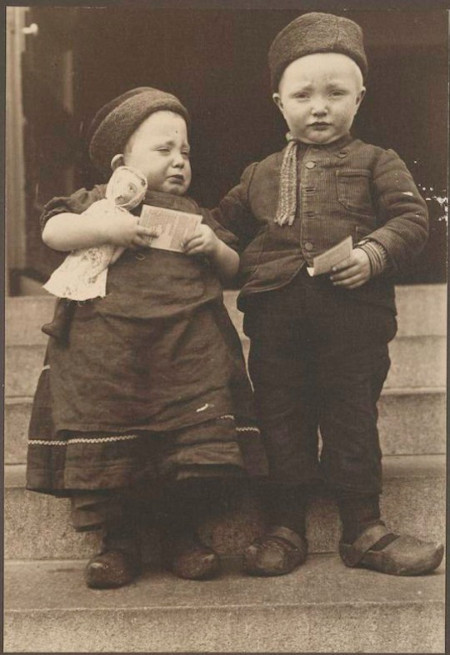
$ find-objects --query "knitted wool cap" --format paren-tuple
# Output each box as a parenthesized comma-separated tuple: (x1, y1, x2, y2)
(88, 87, 190, 174)
(268, 12, 368, 91)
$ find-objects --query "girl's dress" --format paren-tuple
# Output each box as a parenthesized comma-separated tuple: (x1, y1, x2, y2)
(26, 187, 267, 498)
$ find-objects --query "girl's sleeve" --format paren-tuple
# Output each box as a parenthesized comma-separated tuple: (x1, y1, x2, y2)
(39, 185, 106, 233)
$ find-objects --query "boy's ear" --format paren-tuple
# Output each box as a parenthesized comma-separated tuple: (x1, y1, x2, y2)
(356, 87, 366, 109)
(110, 154, 125, 171)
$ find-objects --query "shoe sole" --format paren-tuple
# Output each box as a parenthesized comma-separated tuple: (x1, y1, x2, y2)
(340, 542, 444, 576)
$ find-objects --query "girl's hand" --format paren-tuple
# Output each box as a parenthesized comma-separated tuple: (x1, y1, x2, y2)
(182, 224, 220, 257)
(329, 248, 371, 289)
(94, 206, 159, 249)
(182, 223, 239, 283)
(42, 203, 159, 252)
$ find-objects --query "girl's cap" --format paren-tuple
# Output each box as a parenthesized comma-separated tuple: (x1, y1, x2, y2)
(88, 87, 190, 175)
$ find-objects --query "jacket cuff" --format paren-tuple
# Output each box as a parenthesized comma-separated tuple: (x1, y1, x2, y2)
(357, 239, 392, 277)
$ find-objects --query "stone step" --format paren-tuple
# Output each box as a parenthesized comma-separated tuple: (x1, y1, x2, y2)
(5, 288, 446, 397)
(232, 335, 447, 390)
(5, 387, 445, 465)
(6, 295, 56, 346)
(387, 335, 445, 388)
(6, 285, 447, 344)
(390, 284, 446, 337)
(5, 455, 445, 562)
(4, 555, 445, 653)
(227, 287, 447, 392)
(6, 344, 47, 398)
(377, 387, 445, 455)
(5, 331, 446, 398)
(223, 286, 446, 337)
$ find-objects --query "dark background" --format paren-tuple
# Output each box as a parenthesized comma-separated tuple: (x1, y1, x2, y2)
(21, 3, 448, 284)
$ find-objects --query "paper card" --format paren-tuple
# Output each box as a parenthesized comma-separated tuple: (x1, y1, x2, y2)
(306, 235, 353, 276)
(139, 205, 202, 252)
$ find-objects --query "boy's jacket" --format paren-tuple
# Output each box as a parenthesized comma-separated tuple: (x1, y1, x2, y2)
(213, 134, 428, 313)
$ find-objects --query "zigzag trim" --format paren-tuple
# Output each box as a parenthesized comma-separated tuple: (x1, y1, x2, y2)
(28, 420, 261, 447)
(219, 414, 261, 435)
(236, 426, 261, 434)
(28, 434, 140, 446)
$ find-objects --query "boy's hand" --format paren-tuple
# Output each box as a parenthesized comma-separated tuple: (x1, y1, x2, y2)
(330, 248, 371, 289)
(182, 224, 219, 257)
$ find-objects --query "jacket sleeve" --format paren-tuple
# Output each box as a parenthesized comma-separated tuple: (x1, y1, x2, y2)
(39, 185, 106, 233)
(367, 149, 429, 273)
(211, 163, 260, 254)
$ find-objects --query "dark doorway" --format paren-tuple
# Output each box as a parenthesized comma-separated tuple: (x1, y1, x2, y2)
(20, 6, 448, 285)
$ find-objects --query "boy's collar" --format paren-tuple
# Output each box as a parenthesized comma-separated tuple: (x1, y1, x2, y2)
(295, 133, 353, 152)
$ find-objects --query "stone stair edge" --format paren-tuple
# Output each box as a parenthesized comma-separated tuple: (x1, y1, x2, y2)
(5, 391, 446, 462)
(6, 285, 446, 301)
(5, 386, 446, 406)
(5, 284, 448, 342)
(6, 284, 446, 301)
(5, 458, 445, 560)
(5, 454, 446, 490)
(5, 334, 447, 347)
(4, 553, 445, 606)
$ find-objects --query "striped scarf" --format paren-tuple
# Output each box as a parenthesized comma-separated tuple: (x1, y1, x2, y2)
(274, 133, 299, 227)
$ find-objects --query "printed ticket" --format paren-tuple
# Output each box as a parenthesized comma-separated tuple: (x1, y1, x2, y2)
(139, 205, 202, 252)
(306, 235, 353, 276)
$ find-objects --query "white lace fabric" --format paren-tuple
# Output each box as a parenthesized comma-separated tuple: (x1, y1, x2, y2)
(43, 166, 147, 301)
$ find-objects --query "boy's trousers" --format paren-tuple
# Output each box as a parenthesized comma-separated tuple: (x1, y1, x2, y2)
(243, 268, 397, 495)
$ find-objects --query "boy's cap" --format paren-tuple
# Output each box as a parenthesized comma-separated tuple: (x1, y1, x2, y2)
(269, 12, 368, 91)
(88, 87, 190, 174)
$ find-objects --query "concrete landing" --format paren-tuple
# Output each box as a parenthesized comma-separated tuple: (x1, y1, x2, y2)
(4, 555, 445, 653)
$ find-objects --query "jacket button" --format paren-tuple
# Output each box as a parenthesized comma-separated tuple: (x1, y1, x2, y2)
(305, 161, 316, 169)
(304, 242, 314, 251)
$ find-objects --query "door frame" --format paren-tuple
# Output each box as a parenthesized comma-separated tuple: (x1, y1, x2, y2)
(5, 6, 28, 295)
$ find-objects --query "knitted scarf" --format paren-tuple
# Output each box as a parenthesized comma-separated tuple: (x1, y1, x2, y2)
(274, 133, 299, 227)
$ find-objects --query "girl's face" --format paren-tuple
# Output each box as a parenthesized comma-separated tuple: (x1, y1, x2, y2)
(123, 111, 192, 195)
(273, 53, 365, 145)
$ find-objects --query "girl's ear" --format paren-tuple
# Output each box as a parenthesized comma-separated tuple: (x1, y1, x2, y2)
(272, 93, 283, 111)
(110, 154, 125, 171)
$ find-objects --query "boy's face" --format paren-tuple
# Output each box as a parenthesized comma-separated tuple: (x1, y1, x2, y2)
(123, 111, 191, 195)
(273, 53, 365, 145)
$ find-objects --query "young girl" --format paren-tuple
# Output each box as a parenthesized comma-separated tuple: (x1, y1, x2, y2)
(26, 87, 266, 589)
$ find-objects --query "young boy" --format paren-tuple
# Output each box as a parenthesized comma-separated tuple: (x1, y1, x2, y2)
(213, 12, 444, 576)
(27, 87, 266, 588)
